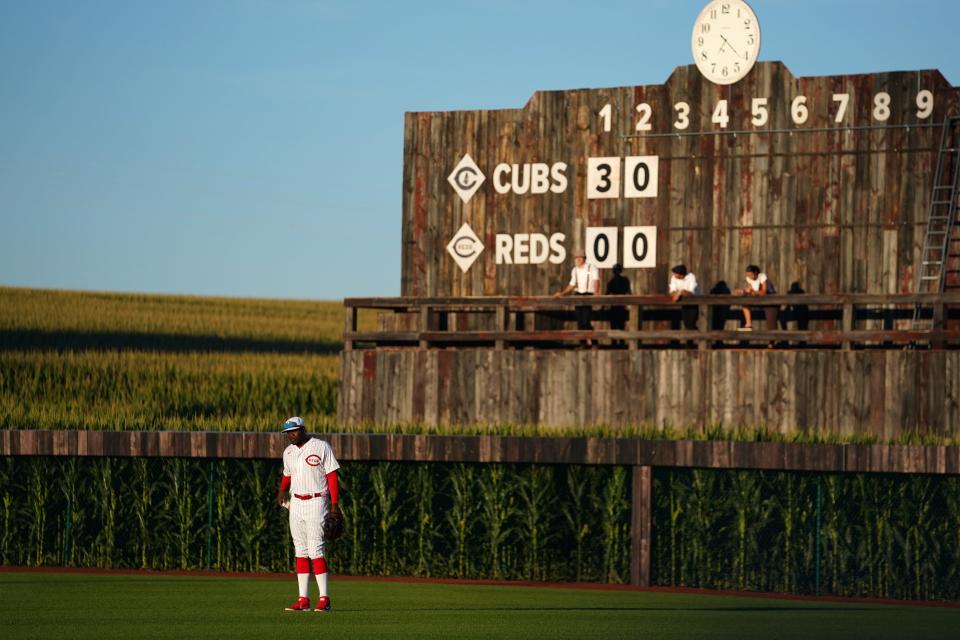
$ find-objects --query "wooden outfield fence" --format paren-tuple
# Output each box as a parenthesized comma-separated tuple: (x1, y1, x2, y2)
(3, 430, 958, 587)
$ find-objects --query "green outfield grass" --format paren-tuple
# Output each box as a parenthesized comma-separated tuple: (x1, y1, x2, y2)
(0, 572, 957, 640)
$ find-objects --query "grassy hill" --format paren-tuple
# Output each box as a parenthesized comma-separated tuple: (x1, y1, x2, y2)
(0, 286, 350, 431)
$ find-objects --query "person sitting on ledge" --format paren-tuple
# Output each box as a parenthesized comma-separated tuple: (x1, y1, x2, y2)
(668, 264, 700, 331)
(734, 264, 777, 332)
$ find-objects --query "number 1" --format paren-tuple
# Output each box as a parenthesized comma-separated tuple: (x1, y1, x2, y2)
(599, 103, 612, 133)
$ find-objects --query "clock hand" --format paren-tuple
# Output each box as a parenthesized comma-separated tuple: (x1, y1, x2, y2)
(719, 34, 740, 57)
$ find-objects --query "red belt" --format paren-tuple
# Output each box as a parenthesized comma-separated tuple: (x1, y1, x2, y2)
(293, 493, 327, 501)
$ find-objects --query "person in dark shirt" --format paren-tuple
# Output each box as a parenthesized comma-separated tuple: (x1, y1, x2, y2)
(709, 280, 731, 331)
(779, 282, 810, 331)
(606, 264, 630, 344)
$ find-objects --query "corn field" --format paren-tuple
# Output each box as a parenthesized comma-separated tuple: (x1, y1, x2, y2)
(0, 286, 347, 432)
(652, 468, 960, 600)
(1, 456, 957, 600)
(0, 350, 339, 431)
(0, 286, 355, 347)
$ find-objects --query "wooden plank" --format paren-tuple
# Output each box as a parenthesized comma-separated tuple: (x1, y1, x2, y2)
(630, 465, 653, 587)
(340, 346, 960, 442)
(343, 306, 357, 352)
(0, 429, 958, 474)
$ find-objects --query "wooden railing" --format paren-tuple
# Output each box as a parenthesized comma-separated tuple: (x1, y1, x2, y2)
(344, 292, 960, 351)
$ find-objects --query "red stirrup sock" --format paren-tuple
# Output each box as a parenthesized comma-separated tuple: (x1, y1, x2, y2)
(313, 558, 327, 575)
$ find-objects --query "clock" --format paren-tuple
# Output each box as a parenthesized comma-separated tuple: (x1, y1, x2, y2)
(692, 1, 761, 85)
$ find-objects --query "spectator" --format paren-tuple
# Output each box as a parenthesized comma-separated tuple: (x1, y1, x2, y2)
(709, 280, 732, 331)
(554, 250, 600, 345)
(669, 264, 700, 331)
(606, 263, 631, 346)
(779, 282, 810, 331)
(735, 265, 777, 331)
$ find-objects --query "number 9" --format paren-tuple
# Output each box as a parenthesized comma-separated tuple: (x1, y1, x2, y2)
(916, 90, 934, 119)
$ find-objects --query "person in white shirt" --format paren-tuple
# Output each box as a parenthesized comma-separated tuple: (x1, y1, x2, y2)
(734, 264, 777, 331)
(668, 264, 700, 332)
(276, 416, 340, 612)
(554, 250, 600, 342)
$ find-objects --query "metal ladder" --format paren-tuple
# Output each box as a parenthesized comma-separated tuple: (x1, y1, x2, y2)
(912, 115, 960, 330)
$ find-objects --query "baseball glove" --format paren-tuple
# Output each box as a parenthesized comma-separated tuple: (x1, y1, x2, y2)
(323, 508, 345, 541)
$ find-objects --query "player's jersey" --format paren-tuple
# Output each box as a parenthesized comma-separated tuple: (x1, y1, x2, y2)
(282, 437, 340, 496)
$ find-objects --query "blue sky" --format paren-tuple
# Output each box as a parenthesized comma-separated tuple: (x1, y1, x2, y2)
(1, 0, 958, 300)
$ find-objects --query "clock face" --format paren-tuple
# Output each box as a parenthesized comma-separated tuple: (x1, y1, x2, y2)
(692, 1, 761, 85)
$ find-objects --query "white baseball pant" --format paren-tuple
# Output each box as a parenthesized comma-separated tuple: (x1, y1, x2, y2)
(289, 495, 327, 558)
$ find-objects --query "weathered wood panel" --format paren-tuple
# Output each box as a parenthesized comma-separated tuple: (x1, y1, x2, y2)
(339, 349, 960, 441)
(402, 62, 960, 298)
(2, 430, 959, 475)
(631, 465, 653, 587)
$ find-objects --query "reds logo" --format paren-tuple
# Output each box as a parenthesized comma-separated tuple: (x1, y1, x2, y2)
(305, 454, 321, 467)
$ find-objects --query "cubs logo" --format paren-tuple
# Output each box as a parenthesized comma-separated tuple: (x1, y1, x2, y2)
(305, 454, 321, 466)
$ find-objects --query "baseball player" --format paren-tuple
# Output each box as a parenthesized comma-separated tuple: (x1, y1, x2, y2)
(275, 416, 340, 612)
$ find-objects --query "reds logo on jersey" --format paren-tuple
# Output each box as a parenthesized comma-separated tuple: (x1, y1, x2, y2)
(305, 454, 321, 466)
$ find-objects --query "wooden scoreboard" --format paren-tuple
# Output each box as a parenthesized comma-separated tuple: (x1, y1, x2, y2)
(401, 61, 959, 297)
(342, 2, 960, 436)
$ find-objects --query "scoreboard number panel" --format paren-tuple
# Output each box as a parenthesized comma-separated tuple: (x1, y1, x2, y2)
(624, 156, 659, 198)
(623, 227, 656, 269)
(586, 227, 657, 269)
(587, 157, 621, 199)
(586, 227, 619, 269)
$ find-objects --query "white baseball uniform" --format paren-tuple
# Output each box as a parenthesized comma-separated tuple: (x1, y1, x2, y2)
(282, 437, 340, 559)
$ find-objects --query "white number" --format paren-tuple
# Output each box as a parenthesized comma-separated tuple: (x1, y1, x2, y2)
(711, 100, 729, 129)
(623, 156, 659, 199)
(673, 101, 690, 130)
(587, 157, 621, 200)
(832, 93, 849, 124)
(873, 92, 891, 121)
(635, 103, 652, 132)
(599, 103, 612, 133)
(791, 95, 809, 125)
(916, 90, 934, 119)
(750, 97, 768, 127)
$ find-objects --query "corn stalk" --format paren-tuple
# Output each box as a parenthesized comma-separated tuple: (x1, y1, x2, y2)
(60, 457, 82, 567)
(601, 467, 629, 583)
(93, 458, 118, 569)
(561, 466, 592, 582)
(517, 466, 556, 581)
(235, 460, 267, 571)
(412, 464, 436, 577)
(0, 458, 16, 564)
(370, 462, 401, 575)
(444, 464, 476, 578)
